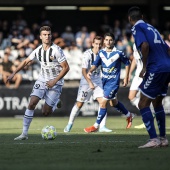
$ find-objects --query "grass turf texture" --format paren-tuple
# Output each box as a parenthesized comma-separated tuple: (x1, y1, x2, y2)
(0, 116, 170, 170)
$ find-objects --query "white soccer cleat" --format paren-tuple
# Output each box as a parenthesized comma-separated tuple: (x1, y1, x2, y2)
(134, 123, 146, 129)
(64, 124, 73, 133)
(160, 137, 169, 147)
(14, 133, 28, 140)
(138, 138, 161, 148)
(99, 126, 112, 132)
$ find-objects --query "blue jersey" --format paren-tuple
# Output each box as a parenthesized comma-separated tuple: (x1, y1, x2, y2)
(131, 20, 170, 73)
(93, 47, 130, 87)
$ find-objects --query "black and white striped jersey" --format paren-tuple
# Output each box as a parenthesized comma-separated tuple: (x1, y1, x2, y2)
(29, 43, 66, 85)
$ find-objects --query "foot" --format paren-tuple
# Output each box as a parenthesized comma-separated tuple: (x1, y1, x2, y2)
(160, 137, 169, 147)
(56, 99, 62, 109)
(99, 126, 112, 132)
(14, 133, 28, 140)
(126, 113, 135, 129)
(64, 124, 73, 133)
(84, 125, 98, 133)
(138, 138, 161, 148)
(134, 123, 145, 129)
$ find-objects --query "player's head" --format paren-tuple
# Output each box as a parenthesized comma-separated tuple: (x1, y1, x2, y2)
(39, 26, 51, 34)
(103, 33, 115, 48)
(128, 6, 142, 25)
(39, 26, 52, 44)
(91, 36, 103, 51)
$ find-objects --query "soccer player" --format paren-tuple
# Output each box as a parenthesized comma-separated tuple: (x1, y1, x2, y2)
(84, 32, 135, 133)
(128, 44, 145, 129)
(64, 36, 112, 133)
(128, 6, 170, 148)
(7, 26, 69, 140)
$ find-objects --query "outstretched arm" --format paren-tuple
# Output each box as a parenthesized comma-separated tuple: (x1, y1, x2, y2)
(6, 57, 32, 83)
(87, 65, 97, 79)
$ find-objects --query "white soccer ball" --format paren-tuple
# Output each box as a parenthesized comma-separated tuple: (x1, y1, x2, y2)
(41, 125, 57, 140)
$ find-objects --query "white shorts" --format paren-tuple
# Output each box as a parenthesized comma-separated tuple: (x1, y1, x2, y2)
(76, 82, 103, 102)
(30, 80, 62, 109)
(130, 75, 143, 91)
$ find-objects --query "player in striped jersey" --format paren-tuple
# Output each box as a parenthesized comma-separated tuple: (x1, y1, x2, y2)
(128, 6, 170, 148)
(84, 33, 135, 133)
(7, 26, 69, 140)
(64, 36, 112, 133)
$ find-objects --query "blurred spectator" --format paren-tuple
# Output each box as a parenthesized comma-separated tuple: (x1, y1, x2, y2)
(14, 48, 33, 81)
(16, 27, 34, 49)
(75, 26, 89, 51)
(0, 52, 22, 88)
(61, 26, 75, 47)
(112, 19, 122, 41)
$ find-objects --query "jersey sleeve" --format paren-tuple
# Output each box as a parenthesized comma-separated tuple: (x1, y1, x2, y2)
(120, 52, 130, 66)
(55, 46, 66, 63)
(29, 49, 37, 60)
(133, 25, 148, 50)
(92, 53, 101, 67)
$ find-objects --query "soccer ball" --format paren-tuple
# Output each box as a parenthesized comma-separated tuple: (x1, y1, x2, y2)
(41, 125, 57, 140)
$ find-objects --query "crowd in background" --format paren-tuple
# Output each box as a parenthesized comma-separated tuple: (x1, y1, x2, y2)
(0, 14, 170, 89)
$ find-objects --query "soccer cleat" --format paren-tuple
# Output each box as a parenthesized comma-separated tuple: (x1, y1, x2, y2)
(134, 123, 146, 129)
(126, 113, 135, 129)
(160, 137, 169, 147)
(99, 126, 112, 132)
(14, 133, 28, 140)
(138, 138, 161, 148)
(84, 125, 98, 133)
(64, 124, 73, 133)
(56, 99, 62, 109)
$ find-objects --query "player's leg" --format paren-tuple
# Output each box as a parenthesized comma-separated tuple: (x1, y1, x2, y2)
(14, 96, 40, 140)
(84, 98, 108, 133)
(64, 101, 84, 132)
(14, 80, 45, 140)
(110, 98, 135, 129)
(137, 72, 166, 148)
(64, 84, 92, 132)
(96, 97, 112, 132)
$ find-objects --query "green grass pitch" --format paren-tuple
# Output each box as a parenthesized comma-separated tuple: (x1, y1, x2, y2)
(0, 116, 170, 170)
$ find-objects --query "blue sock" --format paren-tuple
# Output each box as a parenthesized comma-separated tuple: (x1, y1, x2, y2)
(154, 106, 165, 137)
(140, 107, 157, 139)
(96, 108, 107, 124)
(114, 101, 128, 115)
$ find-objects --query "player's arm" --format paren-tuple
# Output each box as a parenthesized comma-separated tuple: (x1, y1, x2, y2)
(123, 64, 130, 87)
(46, 60, 69, 88)
(6, 57, 32, 83)
(128, 57, 136, 82)
(139, 42, 149, 78)
(82, 68, 95, 90)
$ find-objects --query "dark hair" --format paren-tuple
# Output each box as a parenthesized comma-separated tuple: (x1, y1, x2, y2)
(39, 26, 51, 33)
(104, 33, 115, 40)
(92, 36, 103, 43)
(128, 6, 142, 21)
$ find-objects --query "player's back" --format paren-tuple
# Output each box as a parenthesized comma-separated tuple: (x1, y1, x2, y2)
(134, 21, 170, 73)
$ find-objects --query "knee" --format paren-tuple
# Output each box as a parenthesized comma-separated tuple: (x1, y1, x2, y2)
(28, 101, 37, 110)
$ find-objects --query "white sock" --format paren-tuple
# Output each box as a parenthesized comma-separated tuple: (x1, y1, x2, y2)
(93, 123, 99, 128)
(68, 104, 80, 124)
(22, 109, 34, 135)
(130, 97, 140, 109)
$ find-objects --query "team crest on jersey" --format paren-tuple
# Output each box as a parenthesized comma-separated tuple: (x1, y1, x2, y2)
(50, 56, 55, 60)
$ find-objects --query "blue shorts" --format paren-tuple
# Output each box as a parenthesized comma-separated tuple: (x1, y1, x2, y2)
(103, 79, 119, 100)
(139, 72, 170, 99)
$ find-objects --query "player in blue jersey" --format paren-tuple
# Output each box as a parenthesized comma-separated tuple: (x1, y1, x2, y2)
(84, 32, 135, 133)
(128, 6, 170, 148)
